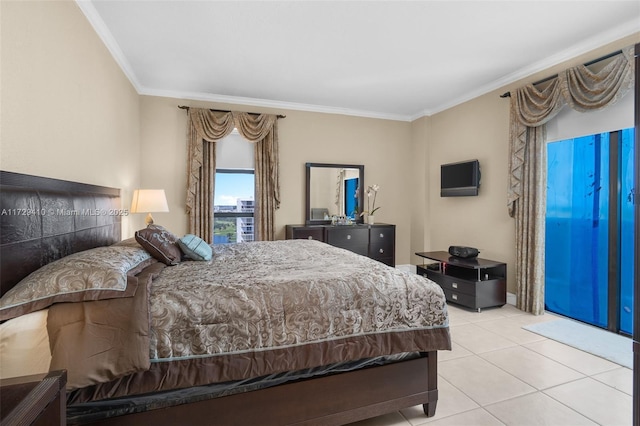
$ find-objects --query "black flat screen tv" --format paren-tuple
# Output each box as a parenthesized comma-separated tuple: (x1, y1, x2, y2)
(440, 159, 481, 197)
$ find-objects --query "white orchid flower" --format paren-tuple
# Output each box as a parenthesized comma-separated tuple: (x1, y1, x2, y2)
(360, 184, 381, 217)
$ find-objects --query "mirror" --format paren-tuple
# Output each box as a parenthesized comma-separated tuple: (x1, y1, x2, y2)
(305, 163, 364, 225)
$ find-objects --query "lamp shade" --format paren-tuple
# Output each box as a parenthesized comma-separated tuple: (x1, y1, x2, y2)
(130, 190, 169, 213)
(130, 189, 169, 226)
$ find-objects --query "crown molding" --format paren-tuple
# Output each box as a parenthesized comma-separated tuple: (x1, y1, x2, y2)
(75, 0, 411, 122)
(75, 0, 143, 91)
(416, 19, 640, 119)
(77, 0, 638, 123)
(139, 87, 414, 122)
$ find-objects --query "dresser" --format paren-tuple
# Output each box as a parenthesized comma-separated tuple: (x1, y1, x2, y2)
(286, 224, 395, 266)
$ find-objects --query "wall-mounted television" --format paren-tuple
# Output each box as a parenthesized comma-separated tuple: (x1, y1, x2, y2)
(440, 159, 481, 197)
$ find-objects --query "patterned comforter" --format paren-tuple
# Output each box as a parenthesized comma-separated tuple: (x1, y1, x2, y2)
(58, 239, 450, 403)
(150, 239, 449, 360)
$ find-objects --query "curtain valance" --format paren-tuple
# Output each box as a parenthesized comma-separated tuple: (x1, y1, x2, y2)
(507, 45, 634, 315)
(186, 108, 280, 242)
(508, 45, 634, 217)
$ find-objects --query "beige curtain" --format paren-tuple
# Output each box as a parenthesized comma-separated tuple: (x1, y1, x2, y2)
(508, 45, 634, 315)
(186, 109, 280, 243)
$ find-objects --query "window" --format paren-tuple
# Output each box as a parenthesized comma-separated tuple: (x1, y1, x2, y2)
(213, 131, 255, 244)
(546, 127, 635, 336)
(214, 170, 255, 244)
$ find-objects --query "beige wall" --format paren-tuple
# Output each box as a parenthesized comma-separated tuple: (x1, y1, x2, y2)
(138, 96, 416, 264)
(425, 92, 513, 287)
(409, 115, 431, 263)
(138, 97, 187, 233)
(0, 0, 142, 237)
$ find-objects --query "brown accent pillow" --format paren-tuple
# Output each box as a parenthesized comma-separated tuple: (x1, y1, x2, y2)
(135, 225, 182, 266)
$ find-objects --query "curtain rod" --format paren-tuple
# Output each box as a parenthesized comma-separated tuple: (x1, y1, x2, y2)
(500, 49, 623, 98)
(178, 105, 286, 119)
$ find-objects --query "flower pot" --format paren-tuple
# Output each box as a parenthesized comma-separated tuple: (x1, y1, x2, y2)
(367, 215, 375, 225)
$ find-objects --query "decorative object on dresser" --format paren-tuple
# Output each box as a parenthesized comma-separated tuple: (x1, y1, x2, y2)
(416, 251, 506, 312)
(360, 184, 380, 225)
(286, 224, 395, 266)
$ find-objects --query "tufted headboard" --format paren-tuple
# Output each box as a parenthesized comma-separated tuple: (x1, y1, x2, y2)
(0, 171, 121, 296)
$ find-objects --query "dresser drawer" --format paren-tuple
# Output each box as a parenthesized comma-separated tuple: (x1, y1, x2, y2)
(442, 288, 477, 309)
(286, 225, 325, 242)
(374, 256, 395, 267)
(369, 226, 395, 265)
(424, 270, 476, 296)
(292, 227, 324, 241)
(325, 227, 368, 255)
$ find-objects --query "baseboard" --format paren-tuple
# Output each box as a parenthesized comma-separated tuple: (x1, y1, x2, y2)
(396, 264, 413, 273)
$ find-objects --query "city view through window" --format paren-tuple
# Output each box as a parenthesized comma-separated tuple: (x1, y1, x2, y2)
(214, 170, 254, 244)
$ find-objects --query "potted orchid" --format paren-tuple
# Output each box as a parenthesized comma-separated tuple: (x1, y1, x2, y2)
(360, 184, 380, 224)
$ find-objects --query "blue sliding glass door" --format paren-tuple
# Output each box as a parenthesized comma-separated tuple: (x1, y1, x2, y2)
(546, 128, 635, 335)
(619, 128, 635, 335)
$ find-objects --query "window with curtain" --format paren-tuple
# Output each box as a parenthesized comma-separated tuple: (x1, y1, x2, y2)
(213, 131, 255, 244)
(507, 45, 633, 316)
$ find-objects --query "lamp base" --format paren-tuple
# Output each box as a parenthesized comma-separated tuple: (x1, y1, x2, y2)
(145, 213, 155, 226)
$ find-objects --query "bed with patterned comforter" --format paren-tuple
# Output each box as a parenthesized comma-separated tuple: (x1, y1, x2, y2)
(41, 239, 451, 406)
(0, 172, 450, 425)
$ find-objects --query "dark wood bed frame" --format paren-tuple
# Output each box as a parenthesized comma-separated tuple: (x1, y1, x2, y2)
(0, 171, 440, 426)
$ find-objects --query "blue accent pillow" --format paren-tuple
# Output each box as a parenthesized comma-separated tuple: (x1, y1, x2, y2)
(178, 234, 213, 261)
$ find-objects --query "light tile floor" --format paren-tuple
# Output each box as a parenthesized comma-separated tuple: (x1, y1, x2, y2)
(348, 303, 634, 426)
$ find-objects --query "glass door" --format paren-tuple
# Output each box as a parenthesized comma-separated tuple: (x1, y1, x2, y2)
(619, 128, 635, 335)
(546, 128, 635, 335)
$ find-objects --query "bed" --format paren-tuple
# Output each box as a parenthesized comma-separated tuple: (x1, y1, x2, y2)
(0, 171, 451, 426)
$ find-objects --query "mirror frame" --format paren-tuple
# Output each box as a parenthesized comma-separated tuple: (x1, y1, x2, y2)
(305, 162, 364, 225)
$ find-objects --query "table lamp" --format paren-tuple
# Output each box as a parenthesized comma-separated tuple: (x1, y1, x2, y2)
(130, 189, 169, 226)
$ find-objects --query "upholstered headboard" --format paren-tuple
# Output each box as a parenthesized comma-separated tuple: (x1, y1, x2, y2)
(0, 171, 121, 296)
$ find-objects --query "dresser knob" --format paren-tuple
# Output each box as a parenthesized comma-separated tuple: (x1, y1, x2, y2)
(379, 249, 384, 254)
(379, 233, 384, 238)
(347, 235, 351, 240)
(452, 283, 458, 289)
(452, 294, 458, 301)
(308, 236, 313, 240)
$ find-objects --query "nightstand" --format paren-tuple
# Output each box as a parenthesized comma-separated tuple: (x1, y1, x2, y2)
(0, 370, 67, 426)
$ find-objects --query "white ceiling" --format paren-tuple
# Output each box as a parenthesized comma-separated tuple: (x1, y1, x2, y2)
(79, 1, 640, 121)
